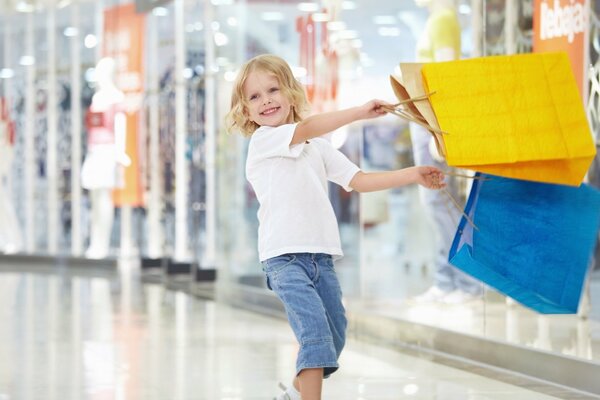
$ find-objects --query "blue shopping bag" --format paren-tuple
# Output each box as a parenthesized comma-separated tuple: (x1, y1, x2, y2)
(449, 174, 600, 314)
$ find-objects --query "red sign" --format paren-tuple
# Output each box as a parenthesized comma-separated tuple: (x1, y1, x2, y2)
(0, 98, 15, 145)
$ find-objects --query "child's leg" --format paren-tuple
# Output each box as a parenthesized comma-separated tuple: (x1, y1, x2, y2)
(314, 256, 347, 361)
(297, 368, 323, 400)
(263, 254, 340, 382)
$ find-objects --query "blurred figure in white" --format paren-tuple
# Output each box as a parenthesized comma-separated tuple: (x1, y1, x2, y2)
(410, 0, 482, 304)
(81, 58, 130, 259)
(0, 98, 22, 254)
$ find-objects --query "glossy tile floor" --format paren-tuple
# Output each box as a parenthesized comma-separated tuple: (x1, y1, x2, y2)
(0, 261, 595, 400)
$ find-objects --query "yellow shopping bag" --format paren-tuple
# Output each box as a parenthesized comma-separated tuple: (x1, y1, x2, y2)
(389, 52, 596, 186)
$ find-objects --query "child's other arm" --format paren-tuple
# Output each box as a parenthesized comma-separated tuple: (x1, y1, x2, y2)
(349, 166, 446, 193)
(290, 100, 389, 145)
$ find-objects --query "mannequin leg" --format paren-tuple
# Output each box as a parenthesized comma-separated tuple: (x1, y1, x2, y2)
(0, 181, 22, 254)
(86, 188, 114, 259)
(410, 123, 481, 297)
(0, 186, 9, 252)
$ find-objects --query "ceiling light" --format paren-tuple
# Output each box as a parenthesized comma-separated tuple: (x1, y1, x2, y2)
(298, 2, 319, 12)
(326, 21, 346, 31)
(373, 15, 397, 25)
(378, 26, 400, 36)
(291, 66, 307, 78)
(214, 32, 229, 46)
(312, 13, 329, 22)
(63, 27, 78, 37)
(0, 68, 15, 79)
(341, 1, 356, 10)
(15, 1, 34, 12)
(152, 7, 168, 16)
(84, 34, 97, 48)
(183, 68, 193, 79)
(19, 56, 35, 66)
(261, 12, 284, 21)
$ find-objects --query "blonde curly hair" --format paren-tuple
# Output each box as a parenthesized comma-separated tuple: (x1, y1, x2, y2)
(225, 54, 310, 136)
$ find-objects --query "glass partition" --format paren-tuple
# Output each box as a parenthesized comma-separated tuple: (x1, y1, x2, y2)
(213, 0, 600, 370)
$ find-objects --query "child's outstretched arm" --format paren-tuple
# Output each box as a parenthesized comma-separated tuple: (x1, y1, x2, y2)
(291, 100, 389, 145)
(349, 166, 446, 193)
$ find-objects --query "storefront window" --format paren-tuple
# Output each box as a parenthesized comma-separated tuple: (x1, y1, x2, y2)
(213, 0, 600, 373)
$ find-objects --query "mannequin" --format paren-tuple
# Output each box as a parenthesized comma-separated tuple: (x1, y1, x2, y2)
(411, 0, 482, 304)
(81, 58, 130, 259)
(0, 98, 22, 254)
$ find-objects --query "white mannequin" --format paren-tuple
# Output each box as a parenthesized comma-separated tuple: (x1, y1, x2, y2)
(411, 0, 482, 304)
(81, 58, 130, 259)
(0, 100, 22, 254)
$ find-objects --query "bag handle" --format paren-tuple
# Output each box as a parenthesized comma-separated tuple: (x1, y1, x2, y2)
(379, 96, 448, 136)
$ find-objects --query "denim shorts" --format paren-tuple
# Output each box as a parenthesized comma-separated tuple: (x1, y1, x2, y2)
(262, 253, 347, 378)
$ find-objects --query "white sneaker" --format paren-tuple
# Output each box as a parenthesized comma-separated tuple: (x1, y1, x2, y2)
(412, 286, 449, 303)
(274, 382, 301, 400)
(443, 289, 480, 305)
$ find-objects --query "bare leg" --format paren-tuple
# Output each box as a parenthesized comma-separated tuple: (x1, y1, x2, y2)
(297, 368, 323, 400)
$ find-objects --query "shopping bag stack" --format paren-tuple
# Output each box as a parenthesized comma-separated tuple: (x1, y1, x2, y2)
(389, 52, 600, 313)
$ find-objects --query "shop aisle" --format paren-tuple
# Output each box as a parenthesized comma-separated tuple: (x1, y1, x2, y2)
(0, 261, 594, 400)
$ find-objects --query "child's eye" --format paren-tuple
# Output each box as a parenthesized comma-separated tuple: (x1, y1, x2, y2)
(269, 87, 279, 93)
(249, 94, 258, 101)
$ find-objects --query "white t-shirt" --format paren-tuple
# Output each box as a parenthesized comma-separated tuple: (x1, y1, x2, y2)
(246, 123, 361, 262)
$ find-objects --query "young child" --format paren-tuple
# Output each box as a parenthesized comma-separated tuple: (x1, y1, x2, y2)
(226, 54, 446, 400)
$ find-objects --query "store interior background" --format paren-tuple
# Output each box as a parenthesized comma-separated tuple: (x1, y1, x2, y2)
(0, 0, 599, 392)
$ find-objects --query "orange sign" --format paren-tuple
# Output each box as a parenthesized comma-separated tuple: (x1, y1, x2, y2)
(104, 3, 145, 207)
(533, 0, 587, 98)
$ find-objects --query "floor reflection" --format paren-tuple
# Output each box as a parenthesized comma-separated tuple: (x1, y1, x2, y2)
(344, 186, 600, 364)
(0, 262, 589, 399)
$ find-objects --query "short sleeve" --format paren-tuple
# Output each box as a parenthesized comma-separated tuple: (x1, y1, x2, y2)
(248, 124, 305, 165)
(313, 138, 360, 192)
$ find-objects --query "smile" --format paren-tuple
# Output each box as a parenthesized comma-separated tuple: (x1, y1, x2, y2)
(260, 107, 279, 115)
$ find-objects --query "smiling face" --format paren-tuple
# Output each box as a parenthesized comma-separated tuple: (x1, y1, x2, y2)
(243, 69, 293, 128)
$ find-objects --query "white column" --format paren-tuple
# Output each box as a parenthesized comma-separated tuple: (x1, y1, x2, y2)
(202, 0, 216, 268)
(2, 19, 12, 98)
(94, 0, 103, 63)
(147, 14, 163, 259)
(24, 12, 35, 254)
(471, 0, 483, 57)
(70, 0, 82, 256)
(47, 7, 59, 254)
(2, 16, 23, 254)
(120, 205, 134, 257)
(174, 0, 189, 262)
(504, 0, 517, 54)
(0, 18, 23, 252)
(584, 0, 591, 106)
